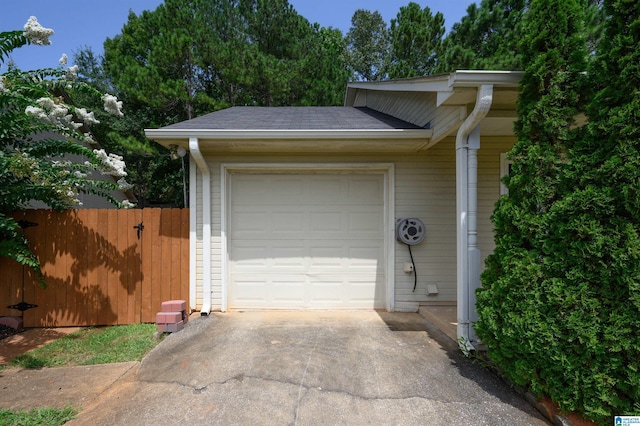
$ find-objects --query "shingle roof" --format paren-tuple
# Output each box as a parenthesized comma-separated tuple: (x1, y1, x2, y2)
(161, 106, 422, 131)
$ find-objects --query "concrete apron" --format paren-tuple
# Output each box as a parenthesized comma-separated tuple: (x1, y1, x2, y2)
(70, 311, 547, 426)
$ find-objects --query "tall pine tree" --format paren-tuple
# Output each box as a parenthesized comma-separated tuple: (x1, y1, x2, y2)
(437, 0, 526, 72)
(388, 2, 444, 78)
(345, 9, 390, 81)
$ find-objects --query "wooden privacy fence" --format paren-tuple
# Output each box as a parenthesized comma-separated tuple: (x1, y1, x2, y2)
(0, 208, 189, 327)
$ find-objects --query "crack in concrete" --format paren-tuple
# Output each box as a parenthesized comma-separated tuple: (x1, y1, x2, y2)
(139, 373, 455, 405)
(293, 335, 319, 425)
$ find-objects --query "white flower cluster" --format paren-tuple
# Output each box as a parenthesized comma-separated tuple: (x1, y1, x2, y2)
(25, 96, 106, 130)
(25, 97, 79, 129)
(0, 75, 6, 93)
(23, 16, 54, 46)
(74, 108, 99, 126)
(121, 200, 136, 209)
(14, 152, 86, 207)
(93, 149, 127, 177)
(52, 183, 76, 200)
(102, 93, 124, 117)
(65, 65, 79, 81)
(51, 159, 73, 170)
(83, 132, 98, 145)
(59, 53, 68, 66)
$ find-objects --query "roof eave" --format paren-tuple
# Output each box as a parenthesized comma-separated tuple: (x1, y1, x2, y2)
(144, 128, 432, 141)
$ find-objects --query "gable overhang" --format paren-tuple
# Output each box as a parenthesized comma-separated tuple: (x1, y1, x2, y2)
(345, 71, 523, 148)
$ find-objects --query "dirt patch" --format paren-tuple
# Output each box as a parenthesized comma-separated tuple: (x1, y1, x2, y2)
(0, 327, 82, 364)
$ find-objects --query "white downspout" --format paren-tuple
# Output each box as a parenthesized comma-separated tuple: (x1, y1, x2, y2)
(189, 154, 197, 312)
(189, 137, 212, 315)
(456, 84, 493, 350)
(467, 124, 482, 344)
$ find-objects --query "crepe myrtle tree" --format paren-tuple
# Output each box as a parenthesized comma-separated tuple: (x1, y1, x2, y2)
(0, 17, 132, 284)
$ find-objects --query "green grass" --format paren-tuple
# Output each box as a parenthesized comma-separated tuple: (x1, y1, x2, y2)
(0, 406, 76, 426)
(7, 323, 162, 370)
(0, 324, 162, 424)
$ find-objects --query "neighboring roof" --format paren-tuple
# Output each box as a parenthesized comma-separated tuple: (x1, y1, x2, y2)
(26, 131, 136, 209)
(161, 106, 423, 131)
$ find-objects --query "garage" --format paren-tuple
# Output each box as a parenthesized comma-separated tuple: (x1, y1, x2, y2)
(228, 172, 386, 309)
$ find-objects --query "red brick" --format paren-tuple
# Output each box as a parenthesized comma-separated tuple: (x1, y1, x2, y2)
(157, 320, 184, 333)
(0, 316, 23, 331)
(161, 300, 186, 312)
(156, 311, 182, 324)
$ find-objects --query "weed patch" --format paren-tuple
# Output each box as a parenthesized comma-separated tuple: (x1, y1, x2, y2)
(0, 406, 76, 426)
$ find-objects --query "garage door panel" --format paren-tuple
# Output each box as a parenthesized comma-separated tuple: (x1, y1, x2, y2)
(229, 172, 385, 310)
(307, 254, 345, 270)
(232, 278, 268, 302)
(308, 282, 343, 305)
(270, 176, 305, 198)
(231, 244, 269, 268)
(233, 245, 306, 268)
(271, 280, 306, 303)
(348, 211, 383, 232)
(232, 177, 272, 204)
(234, 212, 270, 234)
(348, 177, 383, 202)
(307, 277, 383, 307)
(268, 242, 305, 258)
(271, 212, 305, 232)
(232, 275, 306, 307)
(271, 258, 307, 271)
(308, 281, 384, 309)
(309, 177, 343, 200)
(309, 212, 342, 232)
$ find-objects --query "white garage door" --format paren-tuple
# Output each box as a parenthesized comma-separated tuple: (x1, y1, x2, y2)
(229, 173, 385, 309)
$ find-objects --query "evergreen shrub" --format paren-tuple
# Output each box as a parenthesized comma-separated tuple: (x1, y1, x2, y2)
(476, 0, 640, 423)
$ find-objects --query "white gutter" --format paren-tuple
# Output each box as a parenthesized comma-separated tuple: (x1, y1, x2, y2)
(448, 70, 523, 87)
(189, 137, 212, 315)
(189, 155, 197, 312)
(456, 84, 494, 351)
(145, 128, 431, 141)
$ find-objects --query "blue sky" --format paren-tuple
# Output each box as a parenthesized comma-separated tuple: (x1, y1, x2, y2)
(2, 0, 475, 72)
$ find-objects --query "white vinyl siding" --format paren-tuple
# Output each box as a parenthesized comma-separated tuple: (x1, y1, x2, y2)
(393, 140, 456, 311)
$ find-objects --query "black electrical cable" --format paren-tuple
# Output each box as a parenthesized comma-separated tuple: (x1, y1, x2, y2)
(408, 244, 417, 292)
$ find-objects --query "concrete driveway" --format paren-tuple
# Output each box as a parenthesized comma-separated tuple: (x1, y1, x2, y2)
(70, 311, 547, 425)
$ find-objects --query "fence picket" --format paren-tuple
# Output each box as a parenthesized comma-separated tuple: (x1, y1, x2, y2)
(180, 208, 190, 306)
(85, 208, 99, 326)
(74, 210, 89, 325)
